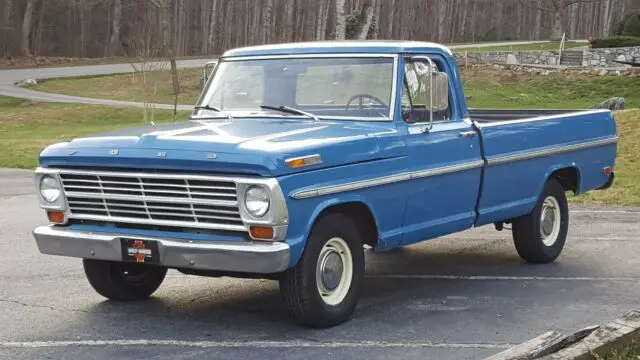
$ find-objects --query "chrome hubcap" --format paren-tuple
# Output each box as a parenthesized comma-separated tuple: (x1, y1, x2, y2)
(320, 251, 343, 291)
(540, 196, 561, 246)
(316, 237, 353, 306)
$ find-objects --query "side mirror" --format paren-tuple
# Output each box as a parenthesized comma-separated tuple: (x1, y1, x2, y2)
(200, 60, 218, 93)
(428, 72, 449, 112)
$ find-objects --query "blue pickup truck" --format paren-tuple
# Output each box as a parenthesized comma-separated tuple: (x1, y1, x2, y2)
(32, 41, 618, 328)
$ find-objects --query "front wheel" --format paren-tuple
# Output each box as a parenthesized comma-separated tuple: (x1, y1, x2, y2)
(279, 213, 365, 328)
(512, 179, 569, 263)
(83, 259, 167, 301)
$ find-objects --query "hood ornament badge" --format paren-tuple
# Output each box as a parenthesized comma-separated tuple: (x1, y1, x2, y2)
(206, 153, 218, 160)
(156, 151, 167, 158)
(110, 149, 119, 156)
(67, 149, 77, 155)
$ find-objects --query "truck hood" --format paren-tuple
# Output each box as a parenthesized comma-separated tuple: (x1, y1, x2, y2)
(39, 118, 400, 176)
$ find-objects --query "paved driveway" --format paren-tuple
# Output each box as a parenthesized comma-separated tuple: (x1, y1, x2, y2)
(1, 169, 638, 360)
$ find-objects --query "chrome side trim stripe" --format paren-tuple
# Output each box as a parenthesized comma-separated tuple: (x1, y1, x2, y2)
(476, 109, 611, 128)
(486, 137, 618, 166)
(291, 160, 484, 199)
(411, 160, 485, 179)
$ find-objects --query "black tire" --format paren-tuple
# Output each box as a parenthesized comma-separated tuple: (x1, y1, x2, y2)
(279, 213, 365, 328)
(83, 259, 167, 301)
(512, 178, 569, 264)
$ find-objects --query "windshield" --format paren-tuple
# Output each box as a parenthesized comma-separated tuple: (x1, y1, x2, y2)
(195, 56, 396, 120)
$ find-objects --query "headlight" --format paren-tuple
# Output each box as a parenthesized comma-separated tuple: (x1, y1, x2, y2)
(244, 186, 270, 218)
(39, 175, 61, 203)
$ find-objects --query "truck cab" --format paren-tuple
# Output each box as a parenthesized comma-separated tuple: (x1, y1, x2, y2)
(32, 41, 617, 328)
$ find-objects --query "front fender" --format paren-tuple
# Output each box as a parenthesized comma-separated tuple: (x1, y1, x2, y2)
(284, 194, 381, 268)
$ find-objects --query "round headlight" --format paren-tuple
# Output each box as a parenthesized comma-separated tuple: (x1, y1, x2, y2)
(244, 186, 270, 218)
(40, 175, 61, 203)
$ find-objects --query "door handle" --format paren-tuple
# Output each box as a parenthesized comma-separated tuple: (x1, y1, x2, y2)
(459, 130, 477, 138)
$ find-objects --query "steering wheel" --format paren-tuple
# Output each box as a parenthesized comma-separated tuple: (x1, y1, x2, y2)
(345, 94, 389, 113)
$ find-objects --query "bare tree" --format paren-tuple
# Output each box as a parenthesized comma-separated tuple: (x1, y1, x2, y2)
(386, 0, 396, 38)
(207, 0, 219, 53)
(261, 0, 273, 44)
(335, 0, 346, 40)
(3, 0, 638, 59)
(521, 0, 602, 40)
(21, 0, 35, 57)
(151, 0, 180, 120)
(127, 8, 166, 125)
(356, 0, 376, 39)
(107, 0, 121, 56)
(0, 0, 13, 55)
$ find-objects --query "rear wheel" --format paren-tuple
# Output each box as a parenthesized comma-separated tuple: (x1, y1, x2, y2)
(512, 179, 569, 263)
(83, 259, 167, 301)
(279, 213, 365, 328)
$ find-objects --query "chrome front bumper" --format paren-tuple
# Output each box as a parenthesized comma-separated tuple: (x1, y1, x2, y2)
(32, 226, 291, 274)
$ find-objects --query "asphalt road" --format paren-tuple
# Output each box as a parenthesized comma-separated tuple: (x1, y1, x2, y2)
(1, 168, 639, 360)
(0, 59, 213, 110)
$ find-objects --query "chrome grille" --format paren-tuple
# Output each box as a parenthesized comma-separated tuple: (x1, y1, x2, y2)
(59, 171, 245, 231)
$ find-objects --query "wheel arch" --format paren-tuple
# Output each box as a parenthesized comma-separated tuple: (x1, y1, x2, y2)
(309, 199, 380, 249)
(545, 165, 581, 195)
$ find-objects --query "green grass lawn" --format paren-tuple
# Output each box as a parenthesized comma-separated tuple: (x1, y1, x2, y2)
(595, 341, 640, 359)
(451, 41, 584, 53)
(0, 96, 189, 169)
(461, 67, 640, 109)
(569, 109, 640, 206)
(31, 68, 203, 105)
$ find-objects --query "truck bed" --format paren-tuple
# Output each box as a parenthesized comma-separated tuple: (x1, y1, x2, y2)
(469, 107, 617, 227)
(469, 108, 584, 123)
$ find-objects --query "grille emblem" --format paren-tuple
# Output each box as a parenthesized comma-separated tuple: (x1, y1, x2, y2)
(67, 149, 77, 155)
(156, 151, 167, 158)
(206, 153, 218, 159)
(110, 149, 119, 155)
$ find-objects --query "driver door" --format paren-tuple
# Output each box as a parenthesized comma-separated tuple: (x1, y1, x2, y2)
(400, 56, 484, 245)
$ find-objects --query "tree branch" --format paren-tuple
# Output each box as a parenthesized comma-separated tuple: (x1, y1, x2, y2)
(561, 0, 601, 7)
(517, 0, 555, 13)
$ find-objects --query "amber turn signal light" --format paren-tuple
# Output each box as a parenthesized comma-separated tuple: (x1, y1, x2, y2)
(285, 155, 322, 168)
(47, 211, 65, 224)
(250, 226, 274, 240)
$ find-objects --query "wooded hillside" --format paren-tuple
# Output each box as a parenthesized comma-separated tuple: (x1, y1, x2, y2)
(1, 0, 638, 58)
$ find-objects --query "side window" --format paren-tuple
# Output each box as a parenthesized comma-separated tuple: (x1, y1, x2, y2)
(402, 58, 451, 123)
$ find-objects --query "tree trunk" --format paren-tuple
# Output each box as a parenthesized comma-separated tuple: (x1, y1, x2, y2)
(533, 0, 542, 40)
(207, 0, 218, 53)
(0, 0, 12, 56)
(107, 0, 121, 56)
(34, 0, 45, 56)
(21, 0, 35, 57)
(315, 0, 326, 40)
(335, 0, 346, 40)
(387, 0, 396, 38)
(371, 0, 381, 39)
(261, 0, 273, 44)
(550, 9, 563, 40)
(158, 1, 179, 96)
(436, 0, 447, 42)
(356, 0, 375, 40)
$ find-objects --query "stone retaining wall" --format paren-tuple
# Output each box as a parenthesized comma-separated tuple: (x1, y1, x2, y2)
(455, 46, 640, 68)
(583, 46, 640, 67)
(455, 51, 559, 65)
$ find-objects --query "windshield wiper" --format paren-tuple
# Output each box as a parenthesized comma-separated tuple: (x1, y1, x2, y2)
(193, 105, 233, 120)
(260, 105, 319, 122)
